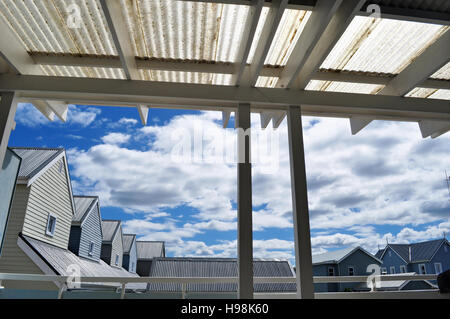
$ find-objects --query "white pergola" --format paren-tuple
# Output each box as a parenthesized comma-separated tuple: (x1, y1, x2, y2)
(0, 0, 449, 299)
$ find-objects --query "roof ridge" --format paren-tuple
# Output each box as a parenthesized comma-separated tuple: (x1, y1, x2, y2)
(11, 146, 65, 151)
(74, 195, 99, 198)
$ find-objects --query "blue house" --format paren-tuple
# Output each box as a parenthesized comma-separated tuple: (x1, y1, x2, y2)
(312, 246, 382, 292)
(375, 238, 450, 276)
(122, 234, 137, 273)
(68, 196, 103, 261)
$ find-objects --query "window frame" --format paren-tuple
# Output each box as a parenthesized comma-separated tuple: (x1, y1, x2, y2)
(328, 267, 335, 277)
(419, 263, 427, 274)
(390, 266, 396, 274)
(45, 214, 57, 237)
(115, 254, 120, 266)
(434, 263, 443, 274)
(400, 265, 407, 273)
(88, 241, 95, 256)
(381, 267, 387, 275)
(348, 266, 355, 276)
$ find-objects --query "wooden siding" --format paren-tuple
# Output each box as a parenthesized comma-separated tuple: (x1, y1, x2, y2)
(78, 203, 102, 261)
(21, 158, 73, 249)
(0, 185, 56, 290)
(110, 225, 123, 268)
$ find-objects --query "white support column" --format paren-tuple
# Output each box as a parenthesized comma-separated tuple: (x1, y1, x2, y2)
(286, 105, 314, 299)
(137, 105, 149, 126)
(0, 92, 18, 165)
(236, 102, 253, 299)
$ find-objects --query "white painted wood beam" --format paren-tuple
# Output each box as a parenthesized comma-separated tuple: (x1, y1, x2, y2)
(0, 92, 18, 165)
(290, 0, 366, 90)
(260, 112, 272, 129)
(222, 110, 231, 128)
(276, 0, 343, 89)
(137, 105, 149, 126)
(246, 0, 288, 87)
(350, 116, 373, 135)
(419, 120, 450, 138)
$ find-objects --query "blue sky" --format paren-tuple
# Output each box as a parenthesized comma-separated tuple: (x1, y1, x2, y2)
(10, 103, 450, 265)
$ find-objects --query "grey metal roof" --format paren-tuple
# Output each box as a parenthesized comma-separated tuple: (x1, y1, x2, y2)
(11, 147, 64, 182)
(122, 234, 136, 254)
(312, 246, 381, 265)
(375, 249, 384, 259)
(73, 196, 98, 223)
(101, 220, 121, 242)
(148, 258, 296, 293)
(136, 241, 165, 260)
(20, 234, 145, 291)
(387, 238, 448, 263)
(355, 272, 436, 291)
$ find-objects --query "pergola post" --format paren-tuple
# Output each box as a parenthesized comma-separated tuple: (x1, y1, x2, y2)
(236, 102, 253, 299)
(286, 105, 315, 299)
(0, 92, 18, 165)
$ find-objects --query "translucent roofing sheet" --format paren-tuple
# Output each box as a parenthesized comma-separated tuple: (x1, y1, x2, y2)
(40, 65, 125, 79)
(406, 88, 450, 100)
(0, 0, 117, 55)
(320, 16, 449, 74)
(139, 70, 232, 85)
(255, 76, 279, 88)
(305, 80, 384, 94)
(122, 0, 250, 62)
(430, 61, 450, 80)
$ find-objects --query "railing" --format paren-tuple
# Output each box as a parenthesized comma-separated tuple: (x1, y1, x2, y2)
(0, 273, 448, 299)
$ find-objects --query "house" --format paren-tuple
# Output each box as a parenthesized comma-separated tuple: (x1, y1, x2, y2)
(0, 148, 21, 256)
(147, 258, 296, 297)
(68, 196, 103, 261)
(136, 241, 165, 277)
(0, 147, 75, 290)
(101, 220, 124, 268)
(312, 246, 382, 292)
(122, 234, 137, 273)
(375, 238, 450, 276)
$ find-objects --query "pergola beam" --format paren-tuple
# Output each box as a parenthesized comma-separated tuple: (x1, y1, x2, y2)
(353, 30, 450, 135)
(276, 0, 343, 89)
(2, 74, 450, 122)
(245, 0, 288, 87)
(419, 120, 450, 139)
(0, 15, 57, 121)
(290, 0, 366, 90)
(235, 0, 264, 86)
(0, 92, 18, 165)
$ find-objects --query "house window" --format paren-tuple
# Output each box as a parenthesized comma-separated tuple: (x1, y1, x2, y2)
(115, 254, 119, 266)
(388, 251, 392, 257)
(400, 265, 407, 273)
(131, 262, 135, 272)
(390, 266, 395, 274)
(419, 264, 427, 274)
(348, 266, 355, 276)
(434, 263, 443, 274)
(328, 267, 335, 276)
(45, 214, 57, 237)
(58, 161, 64, 174)
(88, 242, 95, 256)
(381, 267, 387, 275)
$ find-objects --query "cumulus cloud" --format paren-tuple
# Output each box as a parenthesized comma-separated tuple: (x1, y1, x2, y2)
(68, 110, 450, 262)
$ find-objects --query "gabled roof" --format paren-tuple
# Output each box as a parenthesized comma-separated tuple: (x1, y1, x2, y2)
(381, 238, 449, 263)
(312, 246, 382, 265)
(18, 234, 145, 291)
(148, 258, 296, 293)
(136, 241, 165, 260)
(123, 234, 136, 254)
(11, 147, 64, 185)
(375, 249, 384, 259)
(101, 220, 121, 243)
(73, 196, 98, 224)
(355, 272, 437, 291)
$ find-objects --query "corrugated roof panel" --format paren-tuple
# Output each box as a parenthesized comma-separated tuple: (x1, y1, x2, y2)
(255, 76, 279, 88)
(136, 241, 164, 259)
(305, 80, 384, 94)
(430, 61, 450, 80)
(264, 9, 311, 66)
(139, 69, 232, 85)
(321, 16, 449, 74)
(11, 147, 63, 181)
(102, 220, 121, 242)
(123, 0, 250, 62)
(123, 234, 136, 254)
(406, 88, 450, 100)
(40, 65, 125, 79)
(0, 0, 117, 56)
(73, 196, 97, 223)
(246, 6, 269, 64)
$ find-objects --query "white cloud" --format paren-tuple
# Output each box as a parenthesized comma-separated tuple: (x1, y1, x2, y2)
(68, 111, 450, 260)
(101, 132, 131, 145)
(15, 103, 49, 127)
(67, 106, 101, 127)
(118, 118, 138, 125)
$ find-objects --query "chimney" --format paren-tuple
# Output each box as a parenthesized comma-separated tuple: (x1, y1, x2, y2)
(408, 246, 412, 262)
